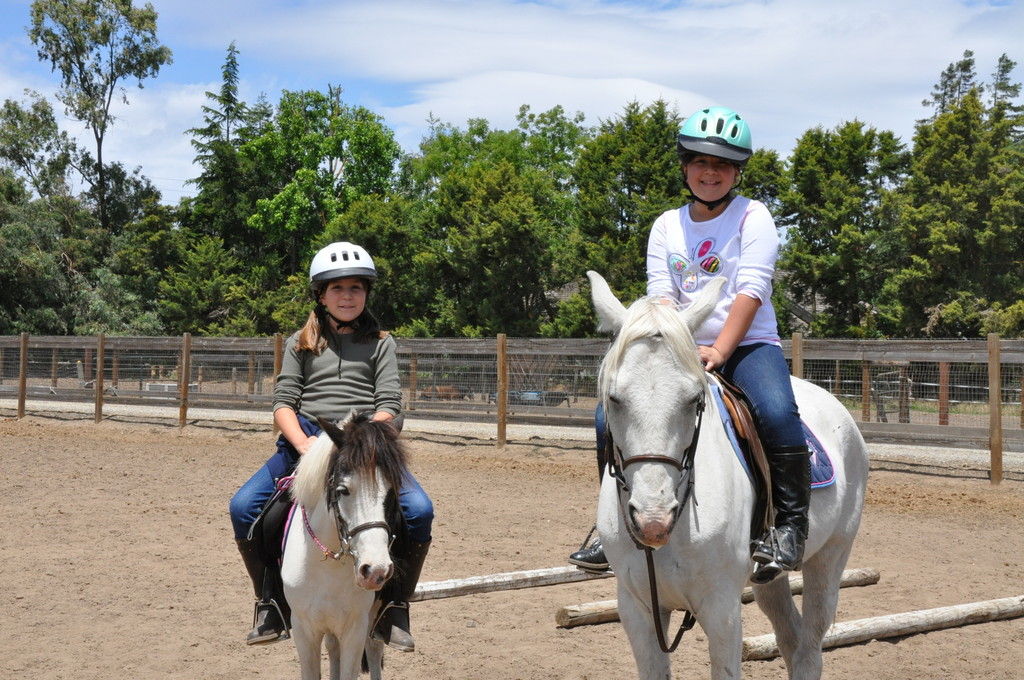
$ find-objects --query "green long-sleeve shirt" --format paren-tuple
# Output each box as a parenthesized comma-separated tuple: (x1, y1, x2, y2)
(273, 330, 402, 423)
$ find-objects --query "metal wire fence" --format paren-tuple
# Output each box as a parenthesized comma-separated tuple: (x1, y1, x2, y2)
(2, 334, 1022, 458)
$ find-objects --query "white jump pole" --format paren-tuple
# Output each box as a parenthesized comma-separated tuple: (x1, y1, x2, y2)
(742, 595, 1024, 661)
(556, 567, 880, 629)
(412, 565, 613, 602)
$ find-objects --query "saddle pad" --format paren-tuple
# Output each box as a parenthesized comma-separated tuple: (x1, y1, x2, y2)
(709, 382, 835, 490)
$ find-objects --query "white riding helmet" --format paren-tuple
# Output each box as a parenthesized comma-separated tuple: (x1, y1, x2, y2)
(309, 242, 377, 289)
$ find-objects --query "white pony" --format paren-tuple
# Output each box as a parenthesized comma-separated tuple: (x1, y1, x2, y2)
(282, 412, 408, 680)
(588, 271, 868, 680)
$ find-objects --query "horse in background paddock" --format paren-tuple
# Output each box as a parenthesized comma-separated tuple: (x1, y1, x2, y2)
(588, 271, 868, 680)
(282, 412, 408, 680)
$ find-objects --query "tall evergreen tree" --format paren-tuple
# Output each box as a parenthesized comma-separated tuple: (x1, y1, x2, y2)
(778, 121, 909, 336)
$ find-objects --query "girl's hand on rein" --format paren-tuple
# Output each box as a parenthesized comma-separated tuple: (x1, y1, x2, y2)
(699, 345, 725, 372)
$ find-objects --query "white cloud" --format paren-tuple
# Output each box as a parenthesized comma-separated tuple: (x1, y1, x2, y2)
(3, 0, 1023, 199)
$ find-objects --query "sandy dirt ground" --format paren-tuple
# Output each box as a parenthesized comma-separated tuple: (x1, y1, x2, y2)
(3, 415, 1022, 680)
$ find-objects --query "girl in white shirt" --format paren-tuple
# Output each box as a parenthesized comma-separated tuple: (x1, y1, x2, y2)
(570, 107, 809, 585)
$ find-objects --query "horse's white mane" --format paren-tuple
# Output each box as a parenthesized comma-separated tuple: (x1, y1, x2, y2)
(291, 432, 336, 510)
(598, 297, 705, 402)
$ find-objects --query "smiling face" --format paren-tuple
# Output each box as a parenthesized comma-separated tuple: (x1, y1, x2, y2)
(683, 154, 739, 204)
(318, 277, 368, 327)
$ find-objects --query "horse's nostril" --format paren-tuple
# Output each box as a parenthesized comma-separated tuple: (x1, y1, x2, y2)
(359, 563, 371, 580)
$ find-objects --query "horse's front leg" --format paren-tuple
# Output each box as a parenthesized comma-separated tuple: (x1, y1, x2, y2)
(617, 580, 672, 680)
(331, 618, 371, 680)
(697, 596, 744, 680)
(291, 620, 324, 680)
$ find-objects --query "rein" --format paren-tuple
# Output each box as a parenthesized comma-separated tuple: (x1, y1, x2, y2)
(301, 505, 391, 562)
(605, 384, 707, 654)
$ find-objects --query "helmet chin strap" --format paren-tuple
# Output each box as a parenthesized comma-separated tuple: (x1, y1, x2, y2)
(688, 190, 734, 211)
(316, 304, 357, 329)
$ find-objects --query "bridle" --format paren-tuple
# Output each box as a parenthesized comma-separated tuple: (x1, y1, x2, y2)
(302, 500, 392, 562)
(603, 382, 708, 653)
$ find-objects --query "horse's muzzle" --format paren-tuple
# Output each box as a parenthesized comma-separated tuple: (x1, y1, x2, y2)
(356, 562, 394, 591)
(629, 506, 676, 547)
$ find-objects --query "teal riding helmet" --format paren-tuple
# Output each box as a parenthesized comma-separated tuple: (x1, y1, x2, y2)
(677, 106, 753, 164)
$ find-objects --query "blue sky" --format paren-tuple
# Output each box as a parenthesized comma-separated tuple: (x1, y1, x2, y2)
(1, 0, 1022, 201)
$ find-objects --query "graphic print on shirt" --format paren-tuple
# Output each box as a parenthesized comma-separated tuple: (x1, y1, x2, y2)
(669, 238, 722, 292)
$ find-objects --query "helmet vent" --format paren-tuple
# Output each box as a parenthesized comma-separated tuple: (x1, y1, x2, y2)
(716, 118, 725, 134)
(330, 253, 337, 262)
(342, 252, 350, 261)
(729, 124, 739, 139)
(700, 119, 707, 131)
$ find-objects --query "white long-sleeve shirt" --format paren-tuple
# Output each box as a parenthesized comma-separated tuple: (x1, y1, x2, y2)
(646, 196, 781, 347)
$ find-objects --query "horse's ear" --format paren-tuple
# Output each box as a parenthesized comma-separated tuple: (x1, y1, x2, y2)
(587, 271, 627, 334)
(316, 416, 345, 448)
(684, 276, 726, 335)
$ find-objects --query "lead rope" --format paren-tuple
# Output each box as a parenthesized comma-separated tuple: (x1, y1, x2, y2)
(644, 545, 698, 653)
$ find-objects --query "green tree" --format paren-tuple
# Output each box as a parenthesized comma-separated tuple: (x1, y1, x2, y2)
(242, 87, 400, 275)
(572, 100, 684, 300)
(881, 54, 1024, 337)
(778, 121, 909, 336)
(0, 92, 79, 199)
(29, 0, 172, 232)
(157, 236, 243, 335)
(184, 43, 271, 257)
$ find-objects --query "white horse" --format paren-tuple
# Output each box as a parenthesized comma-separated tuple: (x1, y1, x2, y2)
(282, 412, 408, 680)
(588, 271, 868, 680)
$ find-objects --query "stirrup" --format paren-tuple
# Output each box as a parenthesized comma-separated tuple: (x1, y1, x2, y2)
(246, 599, 289, 645)
(371, 601, 414, 652)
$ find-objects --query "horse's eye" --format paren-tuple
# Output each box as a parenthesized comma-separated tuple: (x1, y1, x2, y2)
(608, 394, 622, 405)
(338, 485, 351, 497)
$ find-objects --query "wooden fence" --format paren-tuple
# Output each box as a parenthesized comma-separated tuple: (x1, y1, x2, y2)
(1, 333, 1021, 483)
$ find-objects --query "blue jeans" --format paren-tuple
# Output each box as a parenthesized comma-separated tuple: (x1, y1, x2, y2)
(592, 342, 803, 463)
(229, 414, 434, 542)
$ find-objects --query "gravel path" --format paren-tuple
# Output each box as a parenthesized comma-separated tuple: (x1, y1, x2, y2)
(3, 398, 1021, 481)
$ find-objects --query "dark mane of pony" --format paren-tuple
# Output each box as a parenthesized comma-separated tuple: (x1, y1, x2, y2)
(322, 412, 409, 510)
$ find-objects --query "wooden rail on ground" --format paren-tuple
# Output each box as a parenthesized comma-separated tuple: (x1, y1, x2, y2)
(555, 567, 880, 629)
(411, 565, 612, 602)
(742, 595, 1024, 661)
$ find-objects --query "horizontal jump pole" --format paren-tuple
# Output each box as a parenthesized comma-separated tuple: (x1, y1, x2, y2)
(742, 594, 1024, 661)
(556, 567, 880, 629)
(412, 565, 613, 602)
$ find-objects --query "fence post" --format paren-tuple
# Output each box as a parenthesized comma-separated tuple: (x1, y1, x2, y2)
(272, 333, 283, 434)
(50, 348, 58, 391)
(860, 362, 870, 422)
(408, 355, 418, 411)
(790, 333, 803, 379)
(17, 332, 28, 418)
(938, 361, 950, 426)
(497, 334, 508, 447)
(94, 334, 105, 423)
(987, 333, 1002, 485)
(897, 364, 910, 424)
(179, 333, 192, 428)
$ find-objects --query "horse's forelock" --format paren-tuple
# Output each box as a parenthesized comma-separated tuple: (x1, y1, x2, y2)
(329, 418, 408, 496)
(599, 298, 704, 402)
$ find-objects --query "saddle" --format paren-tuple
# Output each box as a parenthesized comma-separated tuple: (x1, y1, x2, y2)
(709, 372, 775, 544)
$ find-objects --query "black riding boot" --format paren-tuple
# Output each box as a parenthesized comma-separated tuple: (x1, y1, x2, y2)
(751, 448, 811, 585)
(372, 539, 430, 652)
(235, 538, 288, 645)
(568, 525, 609, 572)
